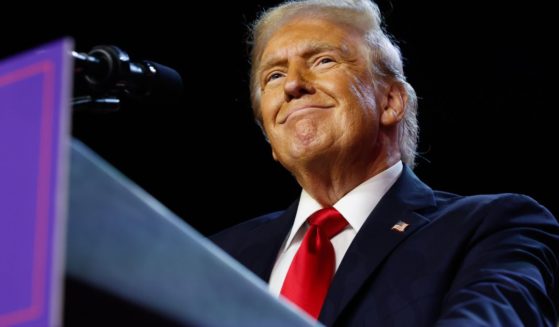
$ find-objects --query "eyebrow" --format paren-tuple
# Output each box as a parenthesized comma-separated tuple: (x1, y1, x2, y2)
(258, 42, 349, 75)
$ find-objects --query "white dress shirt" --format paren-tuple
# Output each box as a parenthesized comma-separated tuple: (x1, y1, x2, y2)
(269, 161, 404, 295)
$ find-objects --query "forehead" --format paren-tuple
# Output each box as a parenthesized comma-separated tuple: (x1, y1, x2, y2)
(259, 18, 364, 65)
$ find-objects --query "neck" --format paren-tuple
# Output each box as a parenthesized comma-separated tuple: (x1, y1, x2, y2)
(293, 151, 400, 207)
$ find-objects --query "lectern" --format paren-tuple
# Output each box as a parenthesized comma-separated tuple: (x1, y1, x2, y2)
(0, 39, 317, 327)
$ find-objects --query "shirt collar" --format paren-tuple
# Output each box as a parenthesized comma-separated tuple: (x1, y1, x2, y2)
(283, 161, 403, 252)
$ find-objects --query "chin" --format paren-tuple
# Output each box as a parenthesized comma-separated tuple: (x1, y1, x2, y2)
(286, 142, 332, 166)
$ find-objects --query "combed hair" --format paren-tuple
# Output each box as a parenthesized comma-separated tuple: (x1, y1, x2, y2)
(248, 0, 419, 167)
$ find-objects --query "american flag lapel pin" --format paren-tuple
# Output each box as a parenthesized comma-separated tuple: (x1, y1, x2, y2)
(391, 220, 410, 233)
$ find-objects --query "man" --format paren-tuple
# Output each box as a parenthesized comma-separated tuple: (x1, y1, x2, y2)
(211, 0, 559, 326)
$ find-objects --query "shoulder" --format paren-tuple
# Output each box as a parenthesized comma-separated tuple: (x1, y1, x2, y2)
(426, 191, 559, 248)
(210, 210, 285, 247)
(397, 167, 555, 226)
(432, 191, 556, 222)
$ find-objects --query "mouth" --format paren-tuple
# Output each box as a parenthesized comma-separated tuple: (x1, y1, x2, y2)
(279, 105, 333, 124)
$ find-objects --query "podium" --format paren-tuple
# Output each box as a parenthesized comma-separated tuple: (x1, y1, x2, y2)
(1, 39, 317, 326)
(66, 139, 316, 326)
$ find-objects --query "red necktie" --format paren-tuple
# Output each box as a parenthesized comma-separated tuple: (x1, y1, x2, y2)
(280, 207, 348, 318)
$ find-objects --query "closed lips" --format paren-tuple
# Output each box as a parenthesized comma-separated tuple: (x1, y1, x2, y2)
(280, 105, 333, 124)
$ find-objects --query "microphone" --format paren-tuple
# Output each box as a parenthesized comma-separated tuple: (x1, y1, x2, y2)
(72, 45, 183, 98)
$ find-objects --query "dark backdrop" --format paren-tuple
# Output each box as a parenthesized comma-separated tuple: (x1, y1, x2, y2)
(2, 0, 557, 236)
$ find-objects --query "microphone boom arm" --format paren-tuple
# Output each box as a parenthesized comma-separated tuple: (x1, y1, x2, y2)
(72, 45, 183, 112)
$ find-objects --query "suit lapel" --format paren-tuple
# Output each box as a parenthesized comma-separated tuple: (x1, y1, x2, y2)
(319, 167, 436, 326)
(239, 201, 298, 282)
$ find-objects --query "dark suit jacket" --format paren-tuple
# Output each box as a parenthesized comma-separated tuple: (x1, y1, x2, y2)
(211, 167, 559, 326)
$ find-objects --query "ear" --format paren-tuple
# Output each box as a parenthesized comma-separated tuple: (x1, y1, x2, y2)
(380, 83, 407, 126)
(272, 148, 278, 161)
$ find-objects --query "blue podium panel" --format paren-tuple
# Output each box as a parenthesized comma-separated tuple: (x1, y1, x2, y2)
(67, 139, 318, 327)
(0, 39, 73, 327)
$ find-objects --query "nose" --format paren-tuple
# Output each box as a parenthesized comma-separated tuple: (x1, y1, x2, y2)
(283, 62, 315, 101)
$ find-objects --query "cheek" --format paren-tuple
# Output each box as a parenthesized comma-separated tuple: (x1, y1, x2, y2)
(260, 89, 283, 123)
(350, 72, 376, 103)
(337, 78, 379, 131)
(350, 77, 378, 118)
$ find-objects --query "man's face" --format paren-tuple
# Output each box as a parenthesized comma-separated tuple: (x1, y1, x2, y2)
(257, 18, 383, 172)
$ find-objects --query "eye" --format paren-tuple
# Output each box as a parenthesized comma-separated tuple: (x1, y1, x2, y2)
(314, 56, 336, 68)
(265, 72, 284, 84)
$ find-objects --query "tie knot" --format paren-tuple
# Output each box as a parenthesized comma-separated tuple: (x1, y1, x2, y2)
(308, 207, 348, 239)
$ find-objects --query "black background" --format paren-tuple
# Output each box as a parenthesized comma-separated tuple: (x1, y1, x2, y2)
(2, 0, 557, 236)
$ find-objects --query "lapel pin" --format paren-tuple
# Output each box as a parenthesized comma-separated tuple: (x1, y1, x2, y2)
(391, 220, 410, 233)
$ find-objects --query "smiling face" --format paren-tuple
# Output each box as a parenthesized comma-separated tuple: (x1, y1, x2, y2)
(256, 17, 388, 174)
